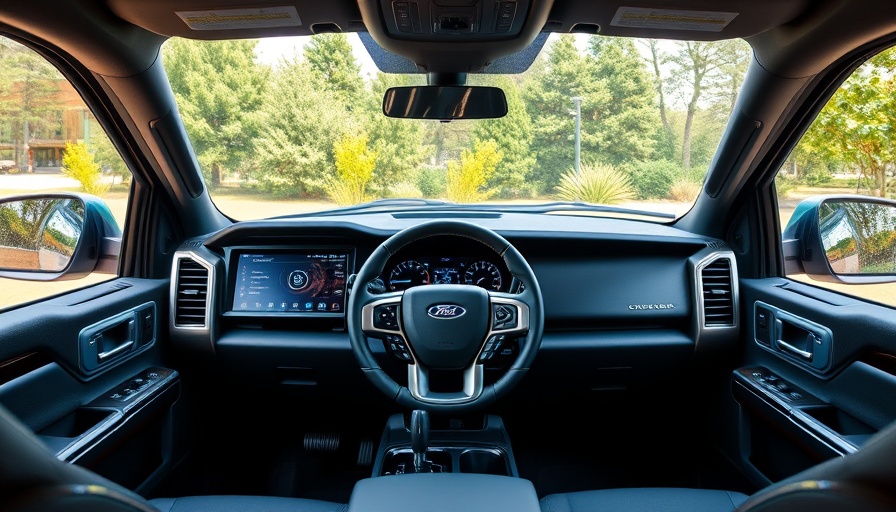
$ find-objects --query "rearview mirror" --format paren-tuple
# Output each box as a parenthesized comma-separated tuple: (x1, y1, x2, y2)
(0, 194, 121, 280)
(382, 86, 508, 120)
(783, 195, 896, 283)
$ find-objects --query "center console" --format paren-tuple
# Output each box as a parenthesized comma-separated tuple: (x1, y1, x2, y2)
(357, 411, 540, 512)
(372, 412, 519, 477)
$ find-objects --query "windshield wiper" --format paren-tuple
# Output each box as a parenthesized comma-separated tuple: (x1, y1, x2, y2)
(272, 198, 675, 220)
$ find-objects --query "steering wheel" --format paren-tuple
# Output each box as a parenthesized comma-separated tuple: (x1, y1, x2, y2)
(347, 219, 544, 414)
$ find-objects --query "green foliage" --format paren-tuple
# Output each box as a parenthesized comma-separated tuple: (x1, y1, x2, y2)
(0, 39, 65, 170)
(254, 59, 354, 197)
(522, 35, 659, 193)
(385, 182, 424, 199)
(664, 40, 751, 169)
(586, 37, 659, 165)
(325, 134, 377, 205)
(162, 39, 269, 188)
(445, 140, 503, 202)
(623, 159, 685, 199)
(775, 173, 799, 198)
(365, 73, 429, 196)
(522, 36, 593, 192)
(86, 123, 130, 185)
(797, 47, 896, 197)
(417, 166, 447, 198)
(62, 142, 109, 196)
(304, 34, 365, 106)
(471, 75, 536, 197)
(554, 162, 635, 204)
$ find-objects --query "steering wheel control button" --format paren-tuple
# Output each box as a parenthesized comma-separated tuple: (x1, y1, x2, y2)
(374, 304, 400, 330)
(492, 304, 518, 330)
(385, 334, 412, 361)
(479, 334, 506, 361)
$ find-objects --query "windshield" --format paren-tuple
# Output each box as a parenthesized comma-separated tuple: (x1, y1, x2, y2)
(160, 33, 751, 221)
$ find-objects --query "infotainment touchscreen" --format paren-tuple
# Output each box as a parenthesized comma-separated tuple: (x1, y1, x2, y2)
(230, 249, 349, 314)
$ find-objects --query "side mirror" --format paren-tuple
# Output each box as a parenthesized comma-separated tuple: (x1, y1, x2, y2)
(783, 195, 896, 283)
(382, 85, 508, 120)
(0, 193, 121, 281)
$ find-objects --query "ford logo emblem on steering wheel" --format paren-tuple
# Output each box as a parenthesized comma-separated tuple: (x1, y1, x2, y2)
(427, 304, 466, 319)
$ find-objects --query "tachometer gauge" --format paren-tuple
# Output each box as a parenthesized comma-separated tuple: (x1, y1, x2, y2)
(389, 260, 430, 291)
(464, 260, 503, 291)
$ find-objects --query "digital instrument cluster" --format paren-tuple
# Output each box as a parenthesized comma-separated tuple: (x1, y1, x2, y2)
(385, 256, 507, 292)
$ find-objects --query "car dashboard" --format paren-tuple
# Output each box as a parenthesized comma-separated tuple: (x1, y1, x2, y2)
(168, 211, 739, 397)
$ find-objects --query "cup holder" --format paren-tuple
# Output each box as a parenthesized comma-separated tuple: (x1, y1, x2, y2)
(458, 448, 509, 475)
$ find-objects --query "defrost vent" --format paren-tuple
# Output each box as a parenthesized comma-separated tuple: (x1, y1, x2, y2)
(174, 258, 209, 327)
(701, 257, 735, 327)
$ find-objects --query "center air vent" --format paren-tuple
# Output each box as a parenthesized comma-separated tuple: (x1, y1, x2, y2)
(701, 256, 735, 327)
(174, 257, 209, 328)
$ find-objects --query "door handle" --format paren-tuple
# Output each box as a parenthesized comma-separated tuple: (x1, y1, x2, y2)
(98, 340, 134, 361)
(776, 339, 813, 361)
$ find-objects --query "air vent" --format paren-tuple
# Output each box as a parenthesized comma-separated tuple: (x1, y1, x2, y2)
(702, 257, 735, 327)
(174, 258, 209, 328)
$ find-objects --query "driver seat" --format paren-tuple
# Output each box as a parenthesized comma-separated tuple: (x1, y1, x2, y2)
(539, 418, 896, 512)
(0, 403, 346, 512)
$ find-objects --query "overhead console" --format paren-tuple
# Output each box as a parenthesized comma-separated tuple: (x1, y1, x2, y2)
(381, 0, 531, 38)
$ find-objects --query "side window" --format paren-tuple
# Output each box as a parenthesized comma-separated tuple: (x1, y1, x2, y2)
(778, 46, 896, 308)
(0, 36, 130, 310)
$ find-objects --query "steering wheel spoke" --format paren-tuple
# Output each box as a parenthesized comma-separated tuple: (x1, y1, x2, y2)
(407, 363, 485, 405)
(360, 292, 403, 337)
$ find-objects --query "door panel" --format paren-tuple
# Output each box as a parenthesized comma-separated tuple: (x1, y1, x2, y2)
(0, 277, 180, 493)
(726, 277, 896, 487)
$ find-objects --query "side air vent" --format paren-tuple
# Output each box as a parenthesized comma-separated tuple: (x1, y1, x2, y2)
(701, 257, 735, 327)
(174, 258, 209, 328)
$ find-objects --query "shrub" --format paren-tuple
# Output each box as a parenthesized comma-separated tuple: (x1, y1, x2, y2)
(324, 134, 377, 205)
(623, 159, 685, 199)
(669, 179, 703, 202)
(775, 173, 799, 198)
(386, 182, 423, 199)
(554, 162, 635, 204)
(445, 140, 502, 202)
(62, 142, 109, 196)
(417, 166, 446, 198)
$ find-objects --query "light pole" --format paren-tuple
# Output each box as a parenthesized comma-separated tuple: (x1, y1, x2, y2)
(571, 96, 582, 176)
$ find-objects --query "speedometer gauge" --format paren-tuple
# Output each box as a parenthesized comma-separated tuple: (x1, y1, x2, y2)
(464, 261, 503, 291)
(389, 260, 430, 291)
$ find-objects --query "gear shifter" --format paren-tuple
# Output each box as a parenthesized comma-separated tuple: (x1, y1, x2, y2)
(410, 409, 431, 473)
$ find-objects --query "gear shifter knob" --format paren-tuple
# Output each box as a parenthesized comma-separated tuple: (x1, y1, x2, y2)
(410, 409, 430, 472)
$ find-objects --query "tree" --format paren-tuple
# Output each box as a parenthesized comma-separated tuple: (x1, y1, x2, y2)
(586, 36, 658, 166)
(163, 39, 268, 188)
(365, 73, 430, 196)
(304, 34, 365, 107)
(445, 140, 503, 202)
(800, 49, 896, 197)
(0, 40, 64, 171)
(254, 58, 354, 197)
(523, 35, 601, 192)
(471, 75, 535, 197)
(640, 39, 676, 161)
(665, 40, 750, 169)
